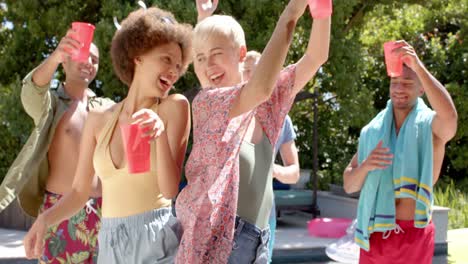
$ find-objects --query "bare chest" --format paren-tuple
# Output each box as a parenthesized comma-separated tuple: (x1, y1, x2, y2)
(50, 102, 88, 153)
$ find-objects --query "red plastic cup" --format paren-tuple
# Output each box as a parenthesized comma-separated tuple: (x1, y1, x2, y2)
(120, 123, 151, 174)
(308, 0, 333, 19)
(383, 41, 404, 77)
(71, 22, 95, 62)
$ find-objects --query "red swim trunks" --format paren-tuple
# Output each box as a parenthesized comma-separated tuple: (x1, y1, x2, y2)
(39, 190, 102, 264)
(359, 220, 435, 264)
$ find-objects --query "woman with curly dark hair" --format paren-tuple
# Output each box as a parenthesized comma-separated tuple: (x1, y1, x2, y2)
(24, 7, 192, 264)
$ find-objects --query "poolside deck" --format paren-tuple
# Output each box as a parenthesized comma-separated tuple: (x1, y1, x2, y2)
(0, 191, 454, 263)
(0, 213, 453, 264)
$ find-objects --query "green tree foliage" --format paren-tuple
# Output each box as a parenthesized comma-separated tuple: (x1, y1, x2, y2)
(0, 0, 466, 186)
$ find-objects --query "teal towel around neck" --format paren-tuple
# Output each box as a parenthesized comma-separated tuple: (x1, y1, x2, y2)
(355, 98, 435, 251)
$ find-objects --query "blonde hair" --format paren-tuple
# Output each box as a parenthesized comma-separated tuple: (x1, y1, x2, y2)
(245, 50, 261, 63)
(193, 15, 245, 50)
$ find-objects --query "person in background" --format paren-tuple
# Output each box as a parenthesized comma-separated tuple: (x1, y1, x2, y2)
(242, 50, 261, 82)
(343, 41, 457, 264)
(243, 50, 301, 262)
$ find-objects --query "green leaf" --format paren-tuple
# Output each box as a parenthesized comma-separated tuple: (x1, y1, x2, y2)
(70, 251, 90, 264)
(67, 220, 76, 241)
(48, 236, 66, 258)
(70, 210, 86, 225)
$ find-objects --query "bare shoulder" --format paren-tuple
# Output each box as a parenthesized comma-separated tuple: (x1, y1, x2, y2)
(88, 97, 115, 112)
(88, 102, 122, 135)
(89, 101, 120, 118)
(159, 94, 190, 115)
(161, 94, 189, 106)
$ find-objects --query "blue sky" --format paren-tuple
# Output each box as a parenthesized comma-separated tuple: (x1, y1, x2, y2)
(1, 3, 13, 30)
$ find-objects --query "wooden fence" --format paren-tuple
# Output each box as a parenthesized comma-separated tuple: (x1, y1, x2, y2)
(0, 199, 34, 231)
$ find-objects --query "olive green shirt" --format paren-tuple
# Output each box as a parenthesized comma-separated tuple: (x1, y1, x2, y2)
(237, 132, 274, 229)
(0, 68, 113, 217)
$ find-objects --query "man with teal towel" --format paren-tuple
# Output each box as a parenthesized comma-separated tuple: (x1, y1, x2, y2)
(343, 40, 457, 264)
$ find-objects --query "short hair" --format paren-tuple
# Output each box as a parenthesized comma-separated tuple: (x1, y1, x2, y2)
(90, 43, 99, 57)
(111, 7, 192, 86)
(245, 50, 261, 63)
(193, 15, 246, 50)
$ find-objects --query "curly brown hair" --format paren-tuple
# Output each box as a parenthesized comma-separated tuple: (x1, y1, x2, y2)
(111, 7, 192, 86)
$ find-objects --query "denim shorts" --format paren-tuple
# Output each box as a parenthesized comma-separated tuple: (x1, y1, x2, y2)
(97, 207, 181, 264)
(227, 216, 270, 264)
(267, 199, 277, 262)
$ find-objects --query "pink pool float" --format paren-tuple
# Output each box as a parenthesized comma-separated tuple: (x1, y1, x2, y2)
(307, 218, 353, 238)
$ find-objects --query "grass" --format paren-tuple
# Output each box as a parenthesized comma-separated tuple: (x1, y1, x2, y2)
(433, 178, 468, 230)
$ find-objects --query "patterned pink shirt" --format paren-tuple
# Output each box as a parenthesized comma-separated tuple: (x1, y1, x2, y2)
(176, 65, 296, 263)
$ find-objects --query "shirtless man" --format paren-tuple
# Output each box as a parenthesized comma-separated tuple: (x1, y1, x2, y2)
(0, 28, 112, 263)
(343, 40, 457, 264)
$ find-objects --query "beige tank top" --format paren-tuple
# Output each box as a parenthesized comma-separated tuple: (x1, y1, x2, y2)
(93, 103, 171, 218)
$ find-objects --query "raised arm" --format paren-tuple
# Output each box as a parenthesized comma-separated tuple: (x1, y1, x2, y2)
(196, 0, 218, 22)
(21, 29, 81, 123)
(32, 30, 81, 87)
(293, 16, 331, 93)
(394, 40, 458, 143)
(23, 112, 99, 259)
(229, 0, 309, 118)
